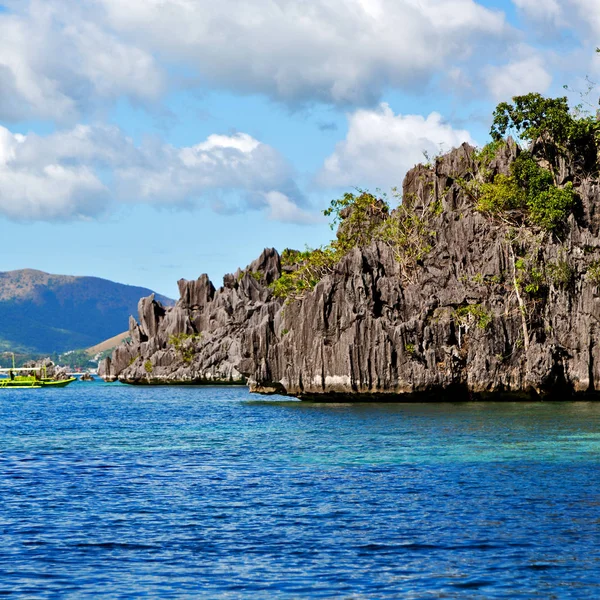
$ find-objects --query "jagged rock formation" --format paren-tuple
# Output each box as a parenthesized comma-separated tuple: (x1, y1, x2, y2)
(100, 249, 282, 385)
(102, 141, 600, 399)
(23, 358, 69, 380)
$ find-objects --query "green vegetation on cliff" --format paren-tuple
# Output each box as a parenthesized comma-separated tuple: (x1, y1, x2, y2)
(271, 189, 437, 299)
(271, 191, 390, 299)
(469, 93, 599, 231)
(168, 332, 203, 364)
(473, 150, 576, 231)
(271, 93, 600, 302)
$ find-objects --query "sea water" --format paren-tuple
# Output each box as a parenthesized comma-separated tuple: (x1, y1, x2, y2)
(1, 383, 600, 598)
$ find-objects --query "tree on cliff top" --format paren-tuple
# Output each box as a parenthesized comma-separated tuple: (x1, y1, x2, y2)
(491, 94, 580, 146)
(472, 92, 600, 232)
(490, 93, 599, 174)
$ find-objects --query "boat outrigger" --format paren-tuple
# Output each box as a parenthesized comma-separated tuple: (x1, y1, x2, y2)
(0, 355, 77, 389)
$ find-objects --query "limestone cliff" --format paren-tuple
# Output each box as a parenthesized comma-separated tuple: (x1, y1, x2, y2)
(101, 140, 600, 399)
(100, 249, 282, 386)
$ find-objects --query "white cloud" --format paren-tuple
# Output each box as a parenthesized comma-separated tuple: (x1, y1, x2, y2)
(263, 191, 322, 224)
(0, 1, 164, 122)
(318, 104, 474, 189)
(512, 0, 600, 36)
(3, 0, 595, 126)
(94, 0, 507, 107)
(512, 0, 561, 23)
(0, 124, 311, 223)
(484, 53, 553, 102)
(568, 0, 600, 36)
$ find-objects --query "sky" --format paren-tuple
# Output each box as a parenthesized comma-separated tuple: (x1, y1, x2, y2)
(0, 0, 598, 298)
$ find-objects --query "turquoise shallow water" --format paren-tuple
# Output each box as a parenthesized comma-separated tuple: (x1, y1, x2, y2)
(2, 383, 600, 598)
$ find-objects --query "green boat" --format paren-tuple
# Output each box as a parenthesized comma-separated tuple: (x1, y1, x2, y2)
(39, 377, 77, 387)
(0, 378, 41, 389)
(0, 355, 77, 389)
(0, 371, 77, 388)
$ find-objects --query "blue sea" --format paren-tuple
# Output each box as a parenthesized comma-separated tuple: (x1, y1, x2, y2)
(2, 383, 600, 598)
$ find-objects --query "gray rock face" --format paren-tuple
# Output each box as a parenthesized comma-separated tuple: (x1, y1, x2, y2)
(101, 249, 283, 385)
(103, 142, 600, 399)
(23, 358, 69, 380)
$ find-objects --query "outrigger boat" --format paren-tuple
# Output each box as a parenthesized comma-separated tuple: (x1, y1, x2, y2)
(0, 355, 77, 389)
(0, 376, 41, 389)
(0, 368, 77, 388)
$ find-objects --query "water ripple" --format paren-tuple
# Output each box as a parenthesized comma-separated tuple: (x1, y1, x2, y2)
(1, 384, 600, 597)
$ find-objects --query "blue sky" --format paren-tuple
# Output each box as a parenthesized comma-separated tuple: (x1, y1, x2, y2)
(0, 0, 598, 298)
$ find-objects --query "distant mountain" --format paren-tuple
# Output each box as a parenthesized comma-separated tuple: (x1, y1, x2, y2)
(0, 269, 173, 353)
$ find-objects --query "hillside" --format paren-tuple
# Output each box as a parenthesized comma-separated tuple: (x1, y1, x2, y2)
(0, 269, 172, 353)
(86, 331, 131, 357)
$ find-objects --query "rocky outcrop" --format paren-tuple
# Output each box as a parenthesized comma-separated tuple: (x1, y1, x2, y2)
(100, 249, 283, 385)
(23, 358, 69, 380)
(103, 141, 600, 399)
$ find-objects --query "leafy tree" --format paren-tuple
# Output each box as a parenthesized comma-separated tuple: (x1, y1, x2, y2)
(490, 93, 598, 173)
(376, 204, 437, 281)
(271, 246, 340, 300)
(471, 93, 597, 231)
(491, 94, 576, 146)
(476, 174, 524, 215)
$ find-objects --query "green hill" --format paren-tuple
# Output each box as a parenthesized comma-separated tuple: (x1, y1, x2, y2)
(0, 269, 173, 353)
